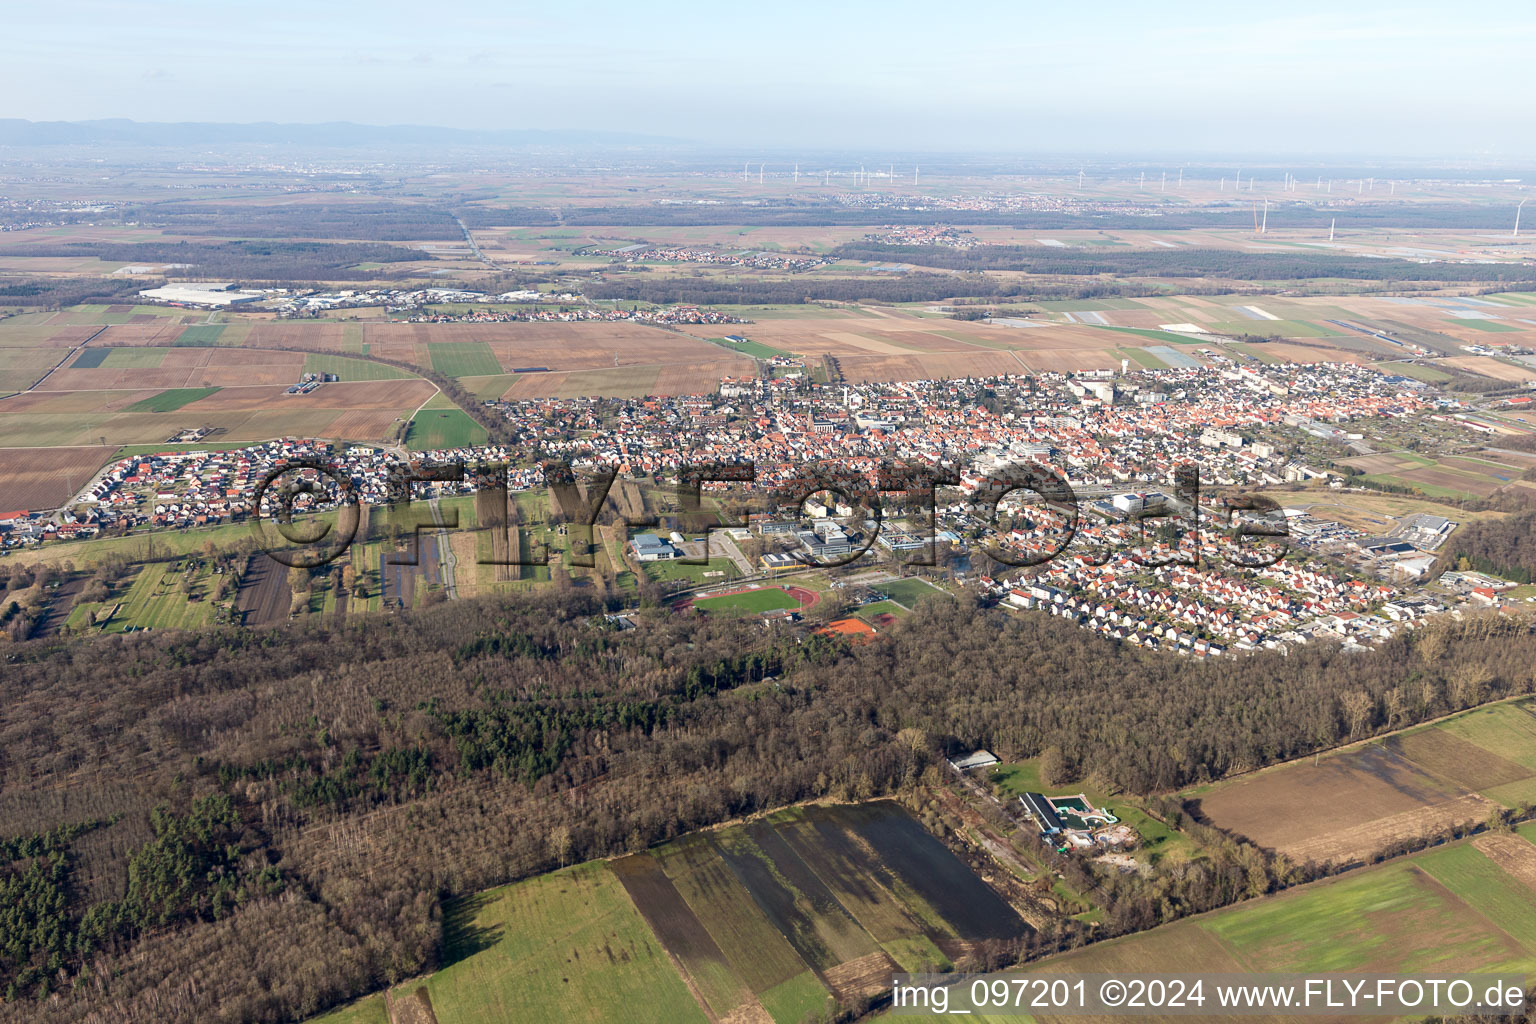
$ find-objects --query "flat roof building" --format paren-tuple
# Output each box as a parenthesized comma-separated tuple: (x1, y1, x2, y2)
(1020, 792, 1064, 835)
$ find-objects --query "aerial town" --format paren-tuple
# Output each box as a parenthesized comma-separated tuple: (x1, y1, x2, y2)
(6, 354, 1510, 655)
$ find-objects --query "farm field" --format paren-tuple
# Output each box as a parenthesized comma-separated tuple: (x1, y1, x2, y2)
(0, 379, 436, 448)
(930, 832, 1536, 1024)
(1191, 697, 1536, 866)
(300, 353, 415, 381)
(64, 559, 226, 634)
(288, 802, 1026, 1024)
(366, 802, 1024, 1024)
(0, 346, 71, 392)
(1342, 447, 1536, 499)
(424, 861, 708, 1024)
(1435, 355, 1536, 383)
(0, 446, 115, 510)
(427, 340, 503, 377)
(405, 394, 488, 450)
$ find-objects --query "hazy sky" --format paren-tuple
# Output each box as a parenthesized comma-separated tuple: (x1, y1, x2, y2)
(5, 0, 1533, 157)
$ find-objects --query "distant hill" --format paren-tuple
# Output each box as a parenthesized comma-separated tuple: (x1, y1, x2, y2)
(0, 118, 680, 148)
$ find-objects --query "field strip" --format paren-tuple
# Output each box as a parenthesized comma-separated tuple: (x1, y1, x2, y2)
(1278, 794, 1496, 864)
(24, 325, 107, 392)
(1473, 833, 1536, 890)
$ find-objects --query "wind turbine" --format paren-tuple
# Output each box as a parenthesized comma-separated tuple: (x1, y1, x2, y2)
(743, 162, 749, 183)
(1078, 168, 1084, 188)
(1517, 199, 1529, 239)
(1260, 198, 1268, 234)
(1161, 171, 1166, 192)
(1330, 217, 1336, 242)
(914, 165, 919, 185)
(758, 163, 764, 185)
(1177, 168, 1183, 188)
(793, 163, 799, 183)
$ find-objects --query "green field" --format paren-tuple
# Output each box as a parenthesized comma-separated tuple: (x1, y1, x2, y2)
(0, 348, 64, 391)
(886, 835, 1536, 1023)
(1089, 325, 1205, 344)
(64, 560, 226, 634)
(1456, 318, 1521, 332)
(96, 347, 170, 368)
(405, 395, 490, 450)
(642, 557, 739, 584)
(1035, 298, 1147, 312)
(1377, 360, 1455, 383)
(425, 862, 708, 1024)
(876, 576, 945, 608)
(123, 387, 221, 413)
(173, 324, 228, 346)
(303, 801, 1019, 1024)
(1207, 319, 1342, 338)
(856, 599, 908, 621)
(1115, 346, 1168, 369)
(693, 586, 802, 614)
(428, 340, 503, 377)
(457, 373, 519, 400)
(706, 336, 796, 360)
(301, 353, 414, 381)
(299, 994, 388, 1024)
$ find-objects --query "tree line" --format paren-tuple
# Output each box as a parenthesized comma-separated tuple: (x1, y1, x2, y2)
(828, 243, 1536, 284)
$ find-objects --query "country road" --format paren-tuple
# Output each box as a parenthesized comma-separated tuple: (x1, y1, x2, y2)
(428, 497, 458, 599)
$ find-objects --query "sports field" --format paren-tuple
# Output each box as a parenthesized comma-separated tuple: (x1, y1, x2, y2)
(1192, 697, 1536, 866)
(877, 576, 946, 608)
(692, 585, 805, 614)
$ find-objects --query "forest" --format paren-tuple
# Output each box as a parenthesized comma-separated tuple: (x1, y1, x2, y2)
(10, 240, 425, 284)
(582, 272, 1103, 305)
(0, 275, 158, 307)
(120, 202, 464, 241)
(1435, 510, 1536, 581)
(1, 584, 1534, 1022)
(828, 243, 1536, 284)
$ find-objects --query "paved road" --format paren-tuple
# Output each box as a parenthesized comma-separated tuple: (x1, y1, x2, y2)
(453, 215, 493, 269)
